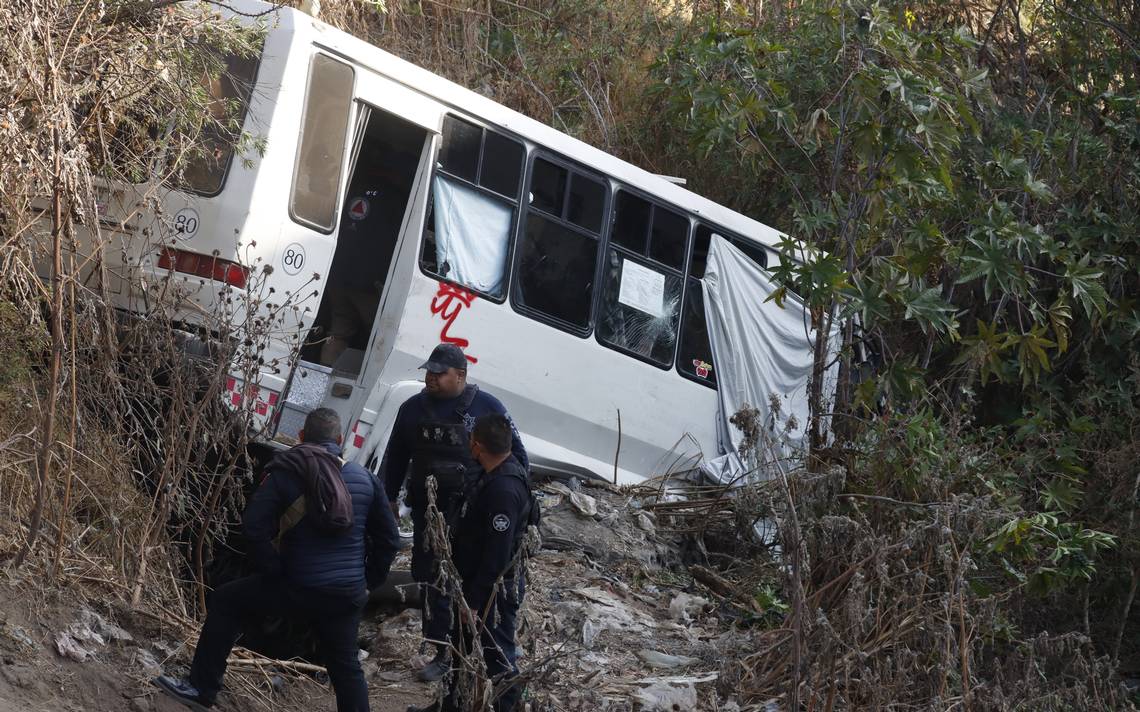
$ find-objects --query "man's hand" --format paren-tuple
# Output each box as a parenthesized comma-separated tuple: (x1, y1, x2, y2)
(459, 606, 476, 628)
(389, 500, 400, 518)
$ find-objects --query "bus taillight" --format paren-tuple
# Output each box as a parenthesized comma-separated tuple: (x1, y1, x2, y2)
(157, 248, 249, 289)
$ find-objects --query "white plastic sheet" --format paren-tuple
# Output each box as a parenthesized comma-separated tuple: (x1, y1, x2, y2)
(432, 174, 513, 296)
(700, 235, 838, 483)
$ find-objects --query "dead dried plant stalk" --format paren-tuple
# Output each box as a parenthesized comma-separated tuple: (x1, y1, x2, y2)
(0, 0, 267, 621)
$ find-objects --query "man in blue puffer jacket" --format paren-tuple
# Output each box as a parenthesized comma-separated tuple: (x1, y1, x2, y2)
(155, 408, 401, 712)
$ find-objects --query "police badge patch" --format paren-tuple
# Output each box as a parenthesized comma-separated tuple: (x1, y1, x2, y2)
(492, 513, 511, 532)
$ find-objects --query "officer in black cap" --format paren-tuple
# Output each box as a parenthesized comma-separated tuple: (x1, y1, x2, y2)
(380, 343, 528, 682)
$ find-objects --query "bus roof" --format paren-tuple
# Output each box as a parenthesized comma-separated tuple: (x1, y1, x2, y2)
(235, 0, 787, 255)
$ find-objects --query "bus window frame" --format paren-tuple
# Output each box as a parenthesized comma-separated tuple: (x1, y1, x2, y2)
(176, 47, 264, 199)
(676, 220, 772, 389)
(509, 150, 611, 338)
(287, 52, 358, 235)
(417, 112, 527, 305)
(594, 186, 693, 371)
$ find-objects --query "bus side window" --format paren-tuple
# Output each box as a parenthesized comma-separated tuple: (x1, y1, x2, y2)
(678, 224, 769, 386)
(290, 55, 355, 232)
(677, 278, 717, 387)
(597, 191, 688, 368)
(420, 115, 524, 300)
(513, 157, 606, 334)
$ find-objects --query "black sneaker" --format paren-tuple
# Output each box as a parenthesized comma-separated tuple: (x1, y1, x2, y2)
(153, 675, 213, 711)
(417, 648, 451, 682)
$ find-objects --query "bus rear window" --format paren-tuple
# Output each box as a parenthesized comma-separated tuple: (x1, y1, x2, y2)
(175, 46, 261, 196)
(290, 55, 355, 232)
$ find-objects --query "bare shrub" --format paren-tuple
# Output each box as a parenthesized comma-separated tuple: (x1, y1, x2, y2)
(0, 0, 268, 619)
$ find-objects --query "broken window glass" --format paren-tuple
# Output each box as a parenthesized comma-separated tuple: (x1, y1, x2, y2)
(598, 189, 690, 366)
(597, 250, 683, 367)
(422, 116, 525, 299)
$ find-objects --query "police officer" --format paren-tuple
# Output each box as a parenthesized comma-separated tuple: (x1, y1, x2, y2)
(408, 413, 532, 712)
(381, 343, 527, 682)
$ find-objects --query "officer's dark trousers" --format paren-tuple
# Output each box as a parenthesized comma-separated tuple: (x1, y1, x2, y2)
(189, 574, 369, 712)
(411, 506, 453, 647)
(442, 578, 525, 712)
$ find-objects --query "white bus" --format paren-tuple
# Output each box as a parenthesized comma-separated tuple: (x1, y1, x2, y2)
(89, 0, 791, 484)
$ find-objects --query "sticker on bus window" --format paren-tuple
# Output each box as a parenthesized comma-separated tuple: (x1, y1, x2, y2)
(692, 359, 712, 378)
(347, 197, 370, 221)
(618, 259, 666, 318)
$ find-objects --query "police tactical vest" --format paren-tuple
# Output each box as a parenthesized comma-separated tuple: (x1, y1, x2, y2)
(407, 384, 480, 509)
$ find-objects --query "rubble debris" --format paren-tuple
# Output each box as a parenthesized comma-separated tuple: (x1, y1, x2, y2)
(54, 632, 92, 662)
(567, 586, 658, 648)
(53, 608, 132, 662)
(1, 622, 36, 650)
(637, 649, 700, 669)
(635, 511, 656, 534)
(630, 672, 718, 710)
(544, 481, 573, 497)
(667, 592, 710, 622)
(537, 481, 676, 568)
(690, 564, 765, 614)
(569, 491, 599, 518)
(132, 647, 163, 676)
(633, 679, 697, 710)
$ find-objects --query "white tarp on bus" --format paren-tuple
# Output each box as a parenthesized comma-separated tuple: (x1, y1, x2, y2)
(432, 174, 513, 296)
(700, 235, 838, 483)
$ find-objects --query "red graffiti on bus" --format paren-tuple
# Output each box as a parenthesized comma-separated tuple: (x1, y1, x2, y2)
(430, 281, 479, 364)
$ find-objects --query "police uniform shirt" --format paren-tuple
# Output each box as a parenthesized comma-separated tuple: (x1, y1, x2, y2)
(452, 454, 530, 612)
(381, 389, 528, 504)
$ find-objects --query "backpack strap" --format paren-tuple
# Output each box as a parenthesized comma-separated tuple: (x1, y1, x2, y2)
(274, 455, 347, 549)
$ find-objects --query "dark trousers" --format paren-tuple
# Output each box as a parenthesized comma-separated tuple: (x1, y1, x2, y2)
(444, 578, 525, 712)
(410, 507, 453, 647)
(189, 574, 369, 712)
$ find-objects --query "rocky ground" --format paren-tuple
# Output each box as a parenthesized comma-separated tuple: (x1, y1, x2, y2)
(0, 477, 763, 712)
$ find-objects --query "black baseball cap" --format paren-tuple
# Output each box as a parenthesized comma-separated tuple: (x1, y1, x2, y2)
(420, 343, 468, 373)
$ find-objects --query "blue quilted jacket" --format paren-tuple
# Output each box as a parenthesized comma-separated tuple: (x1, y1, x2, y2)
(243, 440, 401, 594)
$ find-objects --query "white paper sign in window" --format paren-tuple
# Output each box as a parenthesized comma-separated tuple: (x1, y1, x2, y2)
(433, 175, 513, 297)
(618, 259, 666, 318)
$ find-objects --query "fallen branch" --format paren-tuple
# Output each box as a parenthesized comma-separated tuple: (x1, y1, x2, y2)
(689, 564, 764, 615)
